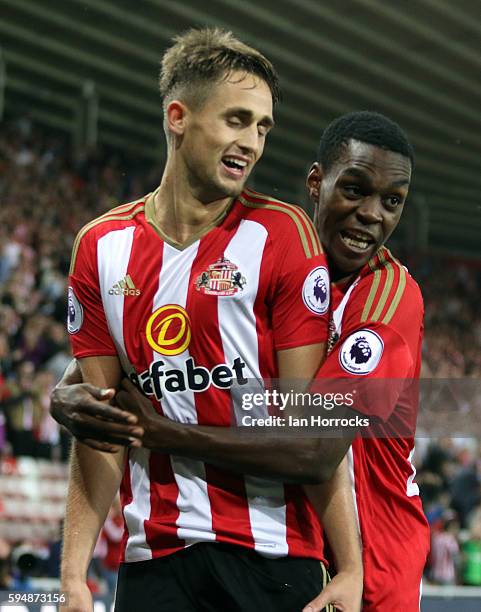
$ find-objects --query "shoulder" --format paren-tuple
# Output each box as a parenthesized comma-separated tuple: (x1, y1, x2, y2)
(75, 195, 147, 244)
(342, 247, 424, 340)
(349, 248, 423, 328)
(330, 251, 422, 380)
(237, 187, 322, 260)
(69, 195, 148, 274)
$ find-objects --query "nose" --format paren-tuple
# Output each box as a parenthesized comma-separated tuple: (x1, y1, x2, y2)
(236, 125, 260, 157)
(356, 196, 383, 224)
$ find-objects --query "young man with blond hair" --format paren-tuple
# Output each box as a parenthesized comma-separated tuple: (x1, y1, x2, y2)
(59, 28, 361, 612)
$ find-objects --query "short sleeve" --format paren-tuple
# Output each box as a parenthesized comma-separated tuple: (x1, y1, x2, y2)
(67, 229, 117, 358)
(313, 270, 423, 423)
(315, 322, 413, 422)
(271, 221, 330, 351)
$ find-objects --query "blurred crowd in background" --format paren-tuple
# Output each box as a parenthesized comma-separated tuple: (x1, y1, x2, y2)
(1, 115, 481, 594)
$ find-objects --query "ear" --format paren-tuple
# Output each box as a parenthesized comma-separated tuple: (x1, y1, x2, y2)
(165, 100, 189, 137)
(306, 162, 323, 204)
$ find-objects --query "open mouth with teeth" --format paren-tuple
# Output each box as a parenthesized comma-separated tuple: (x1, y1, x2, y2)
(340, 230, 376, 251)
(222, 156, 248, 177)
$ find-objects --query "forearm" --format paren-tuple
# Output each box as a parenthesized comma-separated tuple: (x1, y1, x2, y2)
(61, 442, 125, 582)
(144, 417, 350, 483)
(174, 426, 317, 482)
(61, 354, 124, 583)
(305, 457, 362, 574)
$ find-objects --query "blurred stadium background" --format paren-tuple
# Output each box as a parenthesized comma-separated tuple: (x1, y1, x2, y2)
(0, 1, 480, 610)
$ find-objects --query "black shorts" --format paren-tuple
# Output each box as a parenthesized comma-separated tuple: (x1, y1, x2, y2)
(115, 542, 330, 612)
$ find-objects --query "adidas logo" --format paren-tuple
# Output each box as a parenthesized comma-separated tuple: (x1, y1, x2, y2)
(109, 275, 141, 296)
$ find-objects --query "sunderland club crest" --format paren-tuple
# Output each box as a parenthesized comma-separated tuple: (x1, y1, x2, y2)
(195, 257, 246, 296)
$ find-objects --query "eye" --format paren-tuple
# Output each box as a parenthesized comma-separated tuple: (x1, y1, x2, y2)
(343, 184, 362, 198)
(383, 195, 404, 209)
(227, 116, 242, 127)
(257, 125, 269, 137)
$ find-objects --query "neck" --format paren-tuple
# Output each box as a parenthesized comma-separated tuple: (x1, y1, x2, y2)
(154, 156, 234, 245)
(326, 253, 360, 286)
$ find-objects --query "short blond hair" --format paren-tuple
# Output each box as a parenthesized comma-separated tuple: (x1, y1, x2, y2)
(159, 27, 281, 112)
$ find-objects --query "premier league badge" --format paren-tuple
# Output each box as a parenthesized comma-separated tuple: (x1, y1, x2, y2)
(67, 286, 83, 334)
(339, 329, 384, 375)
(195, 257, 246, 296)
(302, 266, 330, 315)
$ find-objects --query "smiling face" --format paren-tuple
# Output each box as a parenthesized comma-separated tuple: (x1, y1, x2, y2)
(308, 139, 411, 281)
(174, 71, 274, 203)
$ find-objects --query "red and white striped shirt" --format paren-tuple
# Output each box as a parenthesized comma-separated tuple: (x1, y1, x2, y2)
(68, 187, 330, 563)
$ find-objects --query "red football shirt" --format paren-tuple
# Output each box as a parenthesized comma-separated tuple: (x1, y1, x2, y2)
(68, 187, 330, 563)
(314, 247, 430, 611)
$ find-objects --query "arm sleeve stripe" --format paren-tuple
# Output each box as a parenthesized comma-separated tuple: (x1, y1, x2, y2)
(69, 204, 145, 275)
(240, 196, 312, 258)
(367, 246, 386, 272)
(296, 210, 322, 256)
(69, 196, 146, 270)
(243, 187, 322, 255)
(383, 264, 407, 324)
(240, 190, 322, 258)
(379, 247, 387, 263)
(361, 250, 407, 324)
(371, 262, 394, 321)
(100, 197, 145, 217)
(361, 269, 382, 322)
(243, 188, 322, 255)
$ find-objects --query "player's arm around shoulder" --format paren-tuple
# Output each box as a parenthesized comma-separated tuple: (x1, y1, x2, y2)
(61, 355, 126, 612)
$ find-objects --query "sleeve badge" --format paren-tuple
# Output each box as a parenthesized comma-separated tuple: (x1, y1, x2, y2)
(339, 329, 384, 375)
(67, 286, 84, 334)
(302, 266, 330, 315)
